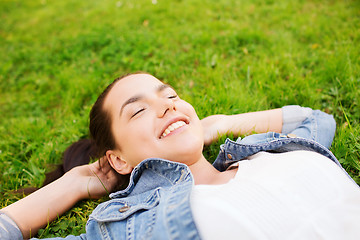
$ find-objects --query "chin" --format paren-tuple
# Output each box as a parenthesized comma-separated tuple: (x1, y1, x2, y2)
(173, 141, 204, 163)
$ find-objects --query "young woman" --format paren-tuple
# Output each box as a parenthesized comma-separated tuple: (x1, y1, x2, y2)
(1, 73, 360, 240)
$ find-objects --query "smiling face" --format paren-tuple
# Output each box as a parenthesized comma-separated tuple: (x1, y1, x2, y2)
(103, 74, 204, 172)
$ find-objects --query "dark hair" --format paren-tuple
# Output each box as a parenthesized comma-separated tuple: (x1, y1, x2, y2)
(13, 138, 99, 195)
(89, 72, 147, 157)
(89, 76, 123, 157)
(16, 73, 136, 195)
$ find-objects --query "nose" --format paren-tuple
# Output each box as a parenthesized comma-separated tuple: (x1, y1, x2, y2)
(157, 98, 176, 118)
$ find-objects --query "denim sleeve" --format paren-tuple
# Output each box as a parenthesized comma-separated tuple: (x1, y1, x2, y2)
(281, 105, 336, 148)
(0, 211, 87, 240)
(281, 105, 313, 134)
(0, 212, 23, 240)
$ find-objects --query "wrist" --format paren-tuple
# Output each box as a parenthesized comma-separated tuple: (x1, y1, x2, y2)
(221, 115, 231, 135)
(62, 168, 88, 201)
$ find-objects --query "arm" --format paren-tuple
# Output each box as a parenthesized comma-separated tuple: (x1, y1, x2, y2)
(201, 108, 283, 145)
(1, 159, 119, 239)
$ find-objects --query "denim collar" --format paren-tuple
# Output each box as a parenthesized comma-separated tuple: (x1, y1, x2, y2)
(110, 158, 193, 199)
(213, 134, 340, 172)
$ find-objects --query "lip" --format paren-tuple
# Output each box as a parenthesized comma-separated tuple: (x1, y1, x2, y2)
(158, 116, 190, 139)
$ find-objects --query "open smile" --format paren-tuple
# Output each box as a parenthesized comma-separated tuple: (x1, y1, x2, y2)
(159, 117, 189, 139)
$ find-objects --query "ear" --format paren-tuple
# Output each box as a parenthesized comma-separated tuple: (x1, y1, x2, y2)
(106, 150, 133, 175)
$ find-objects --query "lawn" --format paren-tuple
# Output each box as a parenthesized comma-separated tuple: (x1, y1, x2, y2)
(0, 0, 359, 238)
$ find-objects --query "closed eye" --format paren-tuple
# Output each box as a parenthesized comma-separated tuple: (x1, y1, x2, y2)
(131, 108, 145, 118)
(168, 95, 178, 99)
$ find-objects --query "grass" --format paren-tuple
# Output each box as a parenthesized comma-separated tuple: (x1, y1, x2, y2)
(0, 0, 359, 237)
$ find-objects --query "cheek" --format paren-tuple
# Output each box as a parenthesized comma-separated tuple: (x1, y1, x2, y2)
(178, 100, 200, 120)
(184, 104, 203, 135)
(118, 121, 158, 163)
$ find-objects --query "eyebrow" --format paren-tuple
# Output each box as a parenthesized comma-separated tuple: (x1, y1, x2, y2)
(119, 84, 173, 116)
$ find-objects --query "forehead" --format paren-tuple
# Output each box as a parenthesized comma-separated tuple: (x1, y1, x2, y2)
(114, 74, 163, 94)
(104, 74, 164, 111)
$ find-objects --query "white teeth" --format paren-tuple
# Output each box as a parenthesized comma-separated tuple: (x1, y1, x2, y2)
(161, 120, 186, 138)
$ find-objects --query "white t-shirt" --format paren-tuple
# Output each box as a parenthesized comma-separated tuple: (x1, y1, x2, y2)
(190, 150, 360, 240)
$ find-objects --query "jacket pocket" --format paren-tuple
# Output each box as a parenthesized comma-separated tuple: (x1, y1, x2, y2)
(89, 189, 160, 222)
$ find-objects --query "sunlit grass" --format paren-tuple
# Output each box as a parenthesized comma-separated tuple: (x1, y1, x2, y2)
(1, 0, 359, 237)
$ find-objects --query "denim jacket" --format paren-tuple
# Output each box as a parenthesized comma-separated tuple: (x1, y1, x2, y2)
(1, 106, 351, 240)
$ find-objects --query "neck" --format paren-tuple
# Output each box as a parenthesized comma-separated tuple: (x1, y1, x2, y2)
(188, 154, 236, 185)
